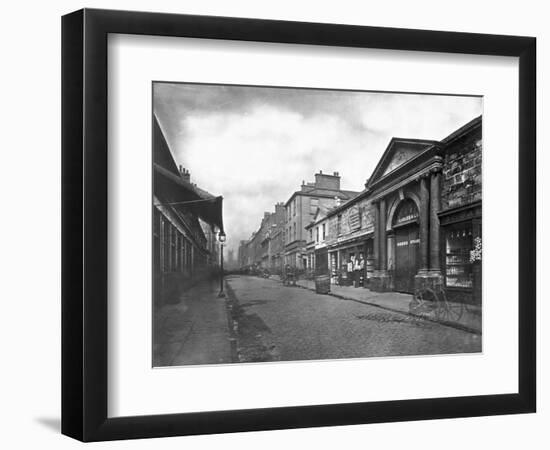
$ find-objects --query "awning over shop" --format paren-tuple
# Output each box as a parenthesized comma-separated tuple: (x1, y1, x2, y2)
(153, 163, 224, 233)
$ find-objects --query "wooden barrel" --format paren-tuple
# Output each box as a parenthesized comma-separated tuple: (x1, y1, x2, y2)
(315, 274, 331, 294)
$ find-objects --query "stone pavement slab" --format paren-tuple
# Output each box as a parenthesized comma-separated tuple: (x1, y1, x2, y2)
(153, 281, 233, 367)
(295, 279, 481, 334)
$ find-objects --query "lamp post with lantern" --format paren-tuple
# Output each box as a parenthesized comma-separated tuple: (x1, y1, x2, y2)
(218, 231, 226, 297)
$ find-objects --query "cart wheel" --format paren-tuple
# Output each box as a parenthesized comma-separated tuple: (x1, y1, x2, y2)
(440, 289, 464, 322)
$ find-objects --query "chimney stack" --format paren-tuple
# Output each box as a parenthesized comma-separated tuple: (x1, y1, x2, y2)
(180, 167, 191, 183)
(314, 170, 341, 190)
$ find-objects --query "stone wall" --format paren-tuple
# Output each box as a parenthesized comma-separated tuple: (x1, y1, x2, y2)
(326, 198, 375, 242)
(441, 129, 482, 210)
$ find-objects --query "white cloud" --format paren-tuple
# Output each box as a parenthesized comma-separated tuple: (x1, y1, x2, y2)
(154, 84, 482, 253)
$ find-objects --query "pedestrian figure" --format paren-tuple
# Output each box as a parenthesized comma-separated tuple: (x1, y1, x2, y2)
(359, 254, 365, 287)
(285, 264, 296, 286)
(347, 257, 354, 287)
(354, 255, 361, 288)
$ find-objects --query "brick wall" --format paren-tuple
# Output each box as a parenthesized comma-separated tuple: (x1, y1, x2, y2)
(442, 129, 482, 210)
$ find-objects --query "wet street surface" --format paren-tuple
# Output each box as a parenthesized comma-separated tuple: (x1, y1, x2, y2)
(225, 275, 481, 363)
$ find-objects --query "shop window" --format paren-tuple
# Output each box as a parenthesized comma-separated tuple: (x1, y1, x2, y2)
(445, 223, 473, 288)
(330, 252, 338, 283)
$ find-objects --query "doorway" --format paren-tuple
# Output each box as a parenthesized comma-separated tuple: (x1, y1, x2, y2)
(394, 224, 419, 293)
(392, 198, 420, 293)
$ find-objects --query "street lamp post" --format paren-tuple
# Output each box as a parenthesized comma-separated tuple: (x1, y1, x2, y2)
(218, 231, 226, 297)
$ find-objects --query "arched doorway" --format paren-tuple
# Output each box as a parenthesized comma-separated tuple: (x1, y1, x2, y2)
(392, 199, 420, 293)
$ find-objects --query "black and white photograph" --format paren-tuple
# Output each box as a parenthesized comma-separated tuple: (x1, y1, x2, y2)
(0, 0, 543, 446)
(152, 83, 483, 367)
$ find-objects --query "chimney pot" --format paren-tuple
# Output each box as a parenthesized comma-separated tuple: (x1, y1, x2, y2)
(181, 168, 191, 182)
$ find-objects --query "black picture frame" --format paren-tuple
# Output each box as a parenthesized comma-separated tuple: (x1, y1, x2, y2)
(61, 8, 536, 442)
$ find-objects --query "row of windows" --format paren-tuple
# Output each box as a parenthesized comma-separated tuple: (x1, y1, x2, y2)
(308, 224, 326, 243)
(153, 209, 195, 274)
(286, 223, 297, 243)
(287, 198, 298, 221)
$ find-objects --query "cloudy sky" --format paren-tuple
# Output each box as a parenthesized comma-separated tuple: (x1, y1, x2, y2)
(154, 83, 482, 254)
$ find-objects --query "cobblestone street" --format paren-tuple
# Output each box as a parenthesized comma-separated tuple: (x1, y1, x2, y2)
(226, 275, 481, 363)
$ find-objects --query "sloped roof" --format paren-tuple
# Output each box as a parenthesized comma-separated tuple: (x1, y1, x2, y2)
(153, 116, 180, 176)
(325, 188, 369, 218)
(366, 138, 439, 188)
(153, 116, 224, 233)
(441, 115, 482, 144)
(287, 187, 360, 205)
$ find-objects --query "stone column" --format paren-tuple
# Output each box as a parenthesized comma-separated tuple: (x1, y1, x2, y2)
(418, 175, 429, 272)
(386, 233, 395, 271)
(373, 201, 380, 270)
(371, 198, 390, 292)
(379, 198, 387, 271)
(429, 170, 442, 273)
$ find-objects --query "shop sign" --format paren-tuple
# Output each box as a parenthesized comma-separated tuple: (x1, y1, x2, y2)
(395, 199, 419, 225)
(348, 206, 361, 230)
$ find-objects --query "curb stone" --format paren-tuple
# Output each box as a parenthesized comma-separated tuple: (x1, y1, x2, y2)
(295, 283, 481, 335)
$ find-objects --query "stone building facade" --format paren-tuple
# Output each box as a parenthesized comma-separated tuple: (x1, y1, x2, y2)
(153, 116, 224, 306)
(237, 203, 286, 272)
(318, 116, 482, 305)
(284, 172, 359, 269)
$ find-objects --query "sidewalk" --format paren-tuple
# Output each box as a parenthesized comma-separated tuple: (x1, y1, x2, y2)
(294, 279, 481, 334)
(153, 280, 234, 367)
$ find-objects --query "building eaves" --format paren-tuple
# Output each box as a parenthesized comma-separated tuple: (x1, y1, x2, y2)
(325, 189, 369, 218)
(440, 115, 482, 145)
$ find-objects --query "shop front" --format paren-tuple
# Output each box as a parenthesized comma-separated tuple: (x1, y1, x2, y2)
(327, 235, 373, 287)
(335, 115, 482, 303)
(439, 200, 482, 305)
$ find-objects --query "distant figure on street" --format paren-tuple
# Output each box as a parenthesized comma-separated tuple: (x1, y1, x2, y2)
(284, 264, 296, 286)
(354, 255, 362, 288)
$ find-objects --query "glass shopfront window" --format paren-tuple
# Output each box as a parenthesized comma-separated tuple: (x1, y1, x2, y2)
(445, 222, 473, 288)
(330, 251, 338, 284)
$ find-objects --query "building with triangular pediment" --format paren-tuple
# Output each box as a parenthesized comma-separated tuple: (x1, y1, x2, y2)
(311, 116, 482, 305)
